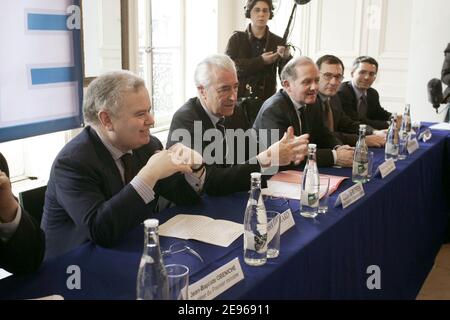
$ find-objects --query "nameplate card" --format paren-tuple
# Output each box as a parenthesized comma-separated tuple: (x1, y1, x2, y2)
(279, 209, 295, 235)
(334, 182, 365, 209)
(407, 138, 419, 154)
(188, 257, 244, 300)
(378, 158, 396, 179)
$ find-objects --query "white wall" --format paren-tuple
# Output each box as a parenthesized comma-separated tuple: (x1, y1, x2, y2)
(406, 0, 450, 122)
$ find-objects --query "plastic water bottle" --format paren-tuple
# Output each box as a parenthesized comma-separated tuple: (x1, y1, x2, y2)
(352, 124, 369, 183)
(385, 113, 399, 161)
(398, 104, 411, 160)
(136, 219, 169, 300)
(243, 172, 267, 266)
(300, 144, 320, 218)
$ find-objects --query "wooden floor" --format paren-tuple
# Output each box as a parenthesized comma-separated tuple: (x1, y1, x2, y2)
(417, 244, 450, 300)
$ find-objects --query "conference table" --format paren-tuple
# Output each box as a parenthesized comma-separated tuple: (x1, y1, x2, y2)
(1, 124, 449, 300)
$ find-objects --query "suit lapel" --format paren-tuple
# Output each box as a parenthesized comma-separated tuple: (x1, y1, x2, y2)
(280, 90, 302, 136)
(87, 127, 126, 193)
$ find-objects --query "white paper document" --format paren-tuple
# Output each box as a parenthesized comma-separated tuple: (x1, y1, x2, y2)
(429, 123, 450, 131)
(159, 214, 243, 247)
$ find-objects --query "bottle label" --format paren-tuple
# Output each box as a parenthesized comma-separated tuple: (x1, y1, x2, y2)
(385, 143, 398, 155)
(301, 191, 319, 207)
(352, 161, 368, 176)
(244, 230, 267, 252)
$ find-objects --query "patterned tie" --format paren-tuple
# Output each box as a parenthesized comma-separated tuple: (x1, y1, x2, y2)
(297, 107, 304, 135)
(359, 94, 368, 117)
(324, 99, 334, 132)
(216, 118, 228, 166)
(121, 153, 136, 185)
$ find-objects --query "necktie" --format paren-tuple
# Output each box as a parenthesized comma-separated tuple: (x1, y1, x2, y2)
(121, 153, 136, 185)
(324, 99, 334, 132)
(359, 94, 368, 117)
(216, 118, 228, 166)
(297, 107, 304, 135)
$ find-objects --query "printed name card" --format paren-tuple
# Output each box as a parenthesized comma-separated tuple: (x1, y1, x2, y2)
(407, 138, 419, 154)
(378, 158, 396, 178)
(280, 209, 295, 235)
(334, 182, 365, 209)
(188, 257, 244, 300)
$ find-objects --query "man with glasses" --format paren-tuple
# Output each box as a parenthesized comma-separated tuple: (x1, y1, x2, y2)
(338, 56, 391, 130)
(253, 56, 354, 168)
(316, 55, 385, 147)
(225, 0, 291, 102)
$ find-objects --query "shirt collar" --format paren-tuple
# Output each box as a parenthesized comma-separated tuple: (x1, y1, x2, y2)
(93, 127, 132, 161)
(318, 92, 330, 102)
(246, 23, 268, 41)
(288, 95, 306, 112)
(199, 99, 223, 126)
(350, 80, 366, 100)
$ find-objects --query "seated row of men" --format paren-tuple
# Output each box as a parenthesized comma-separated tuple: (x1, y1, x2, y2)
(0, 53, 392, 273)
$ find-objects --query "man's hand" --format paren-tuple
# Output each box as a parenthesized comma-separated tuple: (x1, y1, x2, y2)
(261, 51, 280, 65)
(137, 150, 193, 188)
(366, 134, 386, 147)
(0, 171, 19, 223)
(277, 46, 290, 59)
(168, 143, 203, 169)
(258, 126, 309, 167)
(335, 146, 355, 167)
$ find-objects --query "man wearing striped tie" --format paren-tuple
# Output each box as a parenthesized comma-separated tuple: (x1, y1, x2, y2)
(316, 55, 385, 147)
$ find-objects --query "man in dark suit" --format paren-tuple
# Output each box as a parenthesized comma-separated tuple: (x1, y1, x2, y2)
(316, 55, 385, 147)
(0, 152, 45, 274)
(42, 71, 205, 259)
(167, 54, 308, 196)
(338, 56, 391, 130)
(253, 56, 354, 168)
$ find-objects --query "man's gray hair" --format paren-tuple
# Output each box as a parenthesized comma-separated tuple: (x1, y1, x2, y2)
(280, 56, 315, 83)
(83, 70, 146, 125)
(194, 54, 237, 88)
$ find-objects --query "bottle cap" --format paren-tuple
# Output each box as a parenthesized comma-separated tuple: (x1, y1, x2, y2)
(251, 172, 262, 179)
(144, 219, 159, 228)
(359, 124, 367, 129)
(308, 143, 317, 149)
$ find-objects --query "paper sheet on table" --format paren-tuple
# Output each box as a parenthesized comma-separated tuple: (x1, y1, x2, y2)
(262, 170, 348, 200)
(429, 123, 450, 131)
(159, 214, 243, 247)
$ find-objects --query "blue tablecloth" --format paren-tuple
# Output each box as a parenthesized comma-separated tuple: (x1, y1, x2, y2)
(1, 124, 449, 299)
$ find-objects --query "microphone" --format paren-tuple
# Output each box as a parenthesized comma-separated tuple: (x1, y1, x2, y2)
(294, 0, 312, 4)
(427, 78, 444, 111)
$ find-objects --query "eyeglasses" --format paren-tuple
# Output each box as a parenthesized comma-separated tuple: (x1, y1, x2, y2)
(320, 72, 344, 82)
(162, 241, 204, 263)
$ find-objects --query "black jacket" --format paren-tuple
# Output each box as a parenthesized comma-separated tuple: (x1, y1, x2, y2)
(41, 127, 200, 259)
(0, 152, 45, 274)
(318, 95, 373, 146)
(338, 81, 391, 130)
(253, 90, 340, 167)
(167, 98, 262, 196)
(225, 24, 291, 102)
